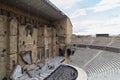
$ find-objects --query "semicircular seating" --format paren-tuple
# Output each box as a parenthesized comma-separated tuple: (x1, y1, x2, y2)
(70, 37, 120, 80)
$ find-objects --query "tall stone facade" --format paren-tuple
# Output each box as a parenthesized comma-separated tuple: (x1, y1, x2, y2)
(0, 3, 72, 79)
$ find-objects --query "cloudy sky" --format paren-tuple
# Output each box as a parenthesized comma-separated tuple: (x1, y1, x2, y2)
(49, 0, 120, 35)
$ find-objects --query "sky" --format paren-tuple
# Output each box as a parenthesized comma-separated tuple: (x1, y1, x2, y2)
(49, 0, 120, 35)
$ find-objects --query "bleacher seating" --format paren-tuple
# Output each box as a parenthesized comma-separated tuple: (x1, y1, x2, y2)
(110, 40, 120, 48)
(70, 37, 120, 80)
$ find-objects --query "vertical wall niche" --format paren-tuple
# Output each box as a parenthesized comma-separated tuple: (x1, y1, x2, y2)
(52, 27, 58, 57)
(37, 25, 54, 61)
(47, 27, 52, 58)
(18, 24, 38, 65)
(37, 27, 45, 61)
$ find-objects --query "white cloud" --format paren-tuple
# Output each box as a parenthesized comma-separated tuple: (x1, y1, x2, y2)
(73, 16, 120, 35)
(49, 0, 120, 35)
(91, 0, 120, 12)
(49, 0, 81, 9)
(70, 9, 87, 18)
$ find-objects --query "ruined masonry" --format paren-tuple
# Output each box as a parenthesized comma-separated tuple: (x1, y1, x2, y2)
(0, 0, 72, 79)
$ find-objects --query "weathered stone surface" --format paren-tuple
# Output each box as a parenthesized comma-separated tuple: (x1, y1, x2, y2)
(21, 51, 32, 64)
(37, 38, 44, 47)
(11, 65, 22, 80)
(10, 18, 18, 36)
(0, 8, 72, 80)
(9, 54, 17, 72)
(10, 42, 17, 53)
(0, 15, 7, 80)
(0, 60, 6, 78)
(0, 15, 7, 35)
(0, 36, 7, 42)
(37, 48, 45, 61)
(37, 62, 45, 69)
(32, 45, 37, 63)
(19, 25, 38, 64)
(0, 42, 6, 48)
(18, 75, 29, 80)
(9, 18, 18, 54)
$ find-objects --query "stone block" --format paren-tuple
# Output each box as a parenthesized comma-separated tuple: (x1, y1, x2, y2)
(19, 25, 26, 39)
(32, 28, 38, 40)
(18, 42, 25, 52)
(0, 48, 7, 62)
(0, 36, 7, 42)
(18, 55, 26, 66)
(21, 51, 32, 65)
(18, 75, 29, 80)
(24, 36, 33, 51)
(0, 42, 6, 49)
(9, 36, 17, 54)
(38, 27, 44, 36)
(32, 45, 37, 63)
(0, 57, 7, 80)
(9, 54, 17, 72)
(11, 65, 22, 80)
(10, 36, 17, 43)
(0, 17, 7, 43)
(0, 15, 7, 22)
(0, 67, 6, 80)
(10, 43, 17, 54)
(24, 45, 33, 51)
(9, 18, 18, 36)
(37, 48, 42, 60)
(37, 37, 44, 47)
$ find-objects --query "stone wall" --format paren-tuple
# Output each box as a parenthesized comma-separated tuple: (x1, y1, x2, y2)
(0, 6, 72, 79)
(37, 25, 56, 61)
(37, 27, 45, 61)
(8, 18, 18, 75)
(52, 18, 73, 56)
(18, 24, 38, 66)
(66, 18, 73, 45)
(0, 15, 56, 79)
(52, 27, 58, 57)
(0, 15, 8, 79)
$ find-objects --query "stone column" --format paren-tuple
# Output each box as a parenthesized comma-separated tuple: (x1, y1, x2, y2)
(8, 18, 18, 75)
(44, 25, 49, 60)
(37, 27, 45, 61)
